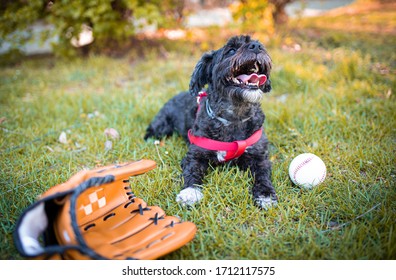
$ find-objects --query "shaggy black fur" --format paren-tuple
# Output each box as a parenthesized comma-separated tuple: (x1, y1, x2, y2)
(144, 35, 277, 209)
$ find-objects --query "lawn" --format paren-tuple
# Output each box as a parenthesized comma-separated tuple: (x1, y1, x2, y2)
(0, 2, 395, 260)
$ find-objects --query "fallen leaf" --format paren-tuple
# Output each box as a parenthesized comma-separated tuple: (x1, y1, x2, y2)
(45, 146, 54, 152)
(104, 140, 112, 151)
(386, 89, 392, 99)
(87, 111, 101, 119)
(59, 131, 68, 144)
(104, 128, 120, 139)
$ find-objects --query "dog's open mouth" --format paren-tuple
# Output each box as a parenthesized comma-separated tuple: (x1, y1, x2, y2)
(231, 61, 267, 89)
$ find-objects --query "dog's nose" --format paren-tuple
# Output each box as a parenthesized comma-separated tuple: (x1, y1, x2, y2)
(248, 42, 263, 53)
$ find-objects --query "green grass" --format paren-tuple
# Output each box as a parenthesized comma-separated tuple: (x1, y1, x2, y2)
(1, 5, 395, 260)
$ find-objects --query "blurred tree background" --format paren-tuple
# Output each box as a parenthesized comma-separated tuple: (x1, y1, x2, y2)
(0, 0, 187, 56)
(0, 0, 299, 58)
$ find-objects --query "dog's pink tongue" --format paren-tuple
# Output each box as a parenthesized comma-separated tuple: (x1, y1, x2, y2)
(237, 73, 267, 85)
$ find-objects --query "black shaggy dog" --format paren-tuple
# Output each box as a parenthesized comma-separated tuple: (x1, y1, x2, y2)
(144, 35, 277, 210)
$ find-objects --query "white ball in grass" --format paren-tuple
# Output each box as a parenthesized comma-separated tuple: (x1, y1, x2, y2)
(288, 153, 327, 189)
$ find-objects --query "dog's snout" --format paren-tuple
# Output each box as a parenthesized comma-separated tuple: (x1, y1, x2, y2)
(248, 42, 263, 53)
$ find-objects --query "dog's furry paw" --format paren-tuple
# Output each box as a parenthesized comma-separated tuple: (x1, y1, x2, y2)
(255, 195, 278, 210)
(176, 187, 203, 207)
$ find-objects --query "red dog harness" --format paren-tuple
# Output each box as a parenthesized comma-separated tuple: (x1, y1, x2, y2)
(188, 128, 263, 161)
(188, 92, 263, 162)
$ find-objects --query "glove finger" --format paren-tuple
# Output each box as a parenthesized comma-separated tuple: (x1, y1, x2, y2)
(123, 221, 197, 260)
(41, 160, 156, 199)
(82, 205, 164, 247)
(110, 216, 183, 258)
(82, 160, 156, 182)
(86, 216, 196, 260)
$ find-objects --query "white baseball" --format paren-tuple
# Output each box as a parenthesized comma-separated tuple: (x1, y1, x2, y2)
(288, 153, 326, 189)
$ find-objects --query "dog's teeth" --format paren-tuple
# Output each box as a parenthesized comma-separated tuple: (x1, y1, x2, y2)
(246, 82, 259, 87)
(232, 77, 240, 84)
(254, 62, 259, 73)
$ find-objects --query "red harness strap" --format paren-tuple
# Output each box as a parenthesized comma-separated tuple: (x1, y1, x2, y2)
(196, 91, 208, 112)
(188, 128, 263, 162)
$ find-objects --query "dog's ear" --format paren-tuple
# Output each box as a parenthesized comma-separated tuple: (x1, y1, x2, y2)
(189, 51, 215, 96)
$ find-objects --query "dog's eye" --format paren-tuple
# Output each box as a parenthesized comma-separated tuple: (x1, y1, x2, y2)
(226, 48, 236, 56)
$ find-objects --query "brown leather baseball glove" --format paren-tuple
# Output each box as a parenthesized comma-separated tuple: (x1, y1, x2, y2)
(14, 159, 197, 260)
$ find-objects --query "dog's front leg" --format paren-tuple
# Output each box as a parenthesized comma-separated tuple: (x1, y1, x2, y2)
(240, 155, 278, 210)
(176, 148, 209, 207)
(251, 159, 278, 210)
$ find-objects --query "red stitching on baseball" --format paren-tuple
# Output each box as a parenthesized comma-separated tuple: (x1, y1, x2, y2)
(319, 168, 326, 184)
(292, 156, 313, 186)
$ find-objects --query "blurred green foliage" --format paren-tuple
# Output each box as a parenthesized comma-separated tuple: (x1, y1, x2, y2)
(0, 0, 184, 56)
(230, 0, 275, 42)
